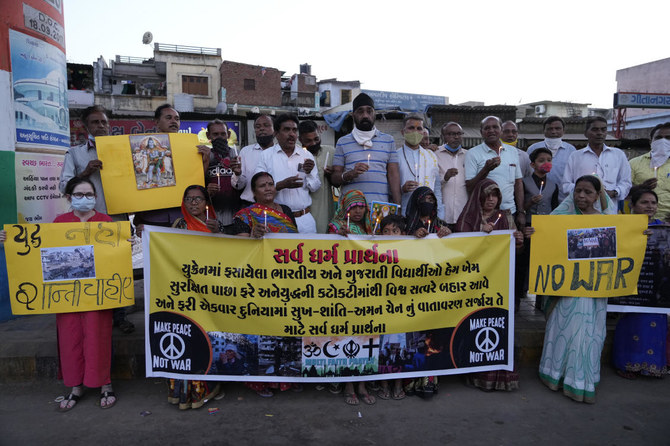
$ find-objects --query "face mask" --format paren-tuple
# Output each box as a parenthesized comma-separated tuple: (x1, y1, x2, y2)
(418, 201, 435, 216)
(651, 138, 670, 168)
(256, 134, 274, 147)
(444, 145, 460, 153)
(404, 132, 424, 146)
(538, 162, 552, 173)
(544, 137, 562, 150)
(212, 137, 229, 155)
(306, 143, 321, 154)
(71, 196, 96, 212)
(503, 139, 518, 147)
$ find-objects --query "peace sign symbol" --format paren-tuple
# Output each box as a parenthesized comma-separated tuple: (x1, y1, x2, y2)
(160, 332, 185, 360)
(475, 327, 499, 353)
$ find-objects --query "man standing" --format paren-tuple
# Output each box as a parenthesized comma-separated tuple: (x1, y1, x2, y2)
(629, 122, 670, 220)
(231, 114, 275, 206)
(465, 116, 525, 227)
(60, 105, 113, 215)
(255, 114, 321, 233)
(501, 120, 532, 178)
(299, 120, 336, 233)
(331, 93, 401, 205)
(421, 128, 438, 152)
(397, 115, 442, 216)
(562, 116, 631, 214)
(205, 119, 241, 225)
(527, 116, 576, 201)
(134, 104, 211, 229)
(435, 121, 468, 228)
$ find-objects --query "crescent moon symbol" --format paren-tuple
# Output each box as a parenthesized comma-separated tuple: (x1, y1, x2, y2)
(323, 341, 338, 358)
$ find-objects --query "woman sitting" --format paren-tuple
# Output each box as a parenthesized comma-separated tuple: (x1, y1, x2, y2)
(172, 185, 224, 233)
(231, 172, 297, 238)
(405, 186, 451, 238)
(614, 188, 667, 379)
(327, 190, 371, 235)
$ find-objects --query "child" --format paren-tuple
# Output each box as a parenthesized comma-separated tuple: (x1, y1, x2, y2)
(380, 214, 406, 235)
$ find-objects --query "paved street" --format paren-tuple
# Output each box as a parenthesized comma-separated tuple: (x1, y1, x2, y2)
(1, 365, 668, 446)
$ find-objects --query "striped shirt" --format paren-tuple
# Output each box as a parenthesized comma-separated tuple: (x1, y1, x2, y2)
(334, 130, 398, 202)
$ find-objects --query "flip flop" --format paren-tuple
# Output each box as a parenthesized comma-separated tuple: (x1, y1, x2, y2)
(344, 393, 359, 406)
(58, 393, 81, 412)
(100, 391, 116, 409)
(392, 388, 406, 400)
(377, 388, 391, 400)
(360, 393, 376, 405)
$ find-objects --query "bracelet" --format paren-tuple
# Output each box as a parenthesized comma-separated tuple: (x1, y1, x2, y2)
(342, 169, 353, 183)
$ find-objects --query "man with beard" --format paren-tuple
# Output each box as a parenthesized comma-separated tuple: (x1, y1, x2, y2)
(331, 93, 401, 205)
(232, 114, 275, 206)
(562, 116, 631, 214)
(255, 113, 321, 233)
(465, 115, 525, 228)
(299, 120, 336, 233)
(527, 116, 576, 201)
(205, 119, 241, 225)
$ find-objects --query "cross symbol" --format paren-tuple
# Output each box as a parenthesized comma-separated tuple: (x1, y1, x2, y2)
(362, 337, 380, 358)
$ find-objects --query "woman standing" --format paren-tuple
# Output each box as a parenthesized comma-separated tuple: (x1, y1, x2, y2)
(54, 178, 116, 411)
(614, 188, 667, 378)
(538, 175, 612, 403)
(168, 185, 222, 409)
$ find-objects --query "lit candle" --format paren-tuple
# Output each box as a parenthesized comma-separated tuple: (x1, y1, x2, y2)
(654, 167, 658, 178)
(539, 180, 544, 195)
(216, 172, 221, 189)
(324, 151, 329, 169)
(264, 210, 267, 228)
(493, 213, 501, 226)
(367, 153, 371, 166)
(373, 217, 380, 234)
(427, 219, 432, 233)
(347, 212, 350, 230)
(206, 205, 210, 221)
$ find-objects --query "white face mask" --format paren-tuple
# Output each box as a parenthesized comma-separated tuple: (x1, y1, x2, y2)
(71, 196, 96, 212)
(544, 137, 562, 151)
(650, 138, 670, 168)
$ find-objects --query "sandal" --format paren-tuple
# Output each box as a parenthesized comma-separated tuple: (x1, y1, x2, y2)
(392, 387, 406, 400)
(58, 393, 81, 412)
(328, 383, 342, 395)
(377, 387, 391, 400)
(360, 393, 376, 405)
(100, 391, 116, 409)
(616, 370, 638, 380)
(344, 393, 359, 406)
(257, 389, 274, 398)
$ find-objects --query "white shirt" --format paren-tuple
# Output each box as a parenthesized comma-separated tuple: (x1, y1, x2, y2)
(435, 145, 468, 224)
(562, 144, 632, 199)
(255, 144, 321, 212)
(465, 142, 522, 213)
(397, 145, 443, 218)
(231, 143, 269, 202)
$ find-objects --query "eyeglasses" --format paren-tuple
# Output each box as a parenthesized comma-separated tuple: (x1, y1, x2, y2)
(72, 192, 95, 199)
(184, 196, 206, 204)
(444, 132, 464, 136)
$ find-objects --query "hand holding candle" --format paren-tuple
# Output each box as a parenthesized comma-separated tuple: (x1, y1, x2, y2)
(427, 219, 431, 233)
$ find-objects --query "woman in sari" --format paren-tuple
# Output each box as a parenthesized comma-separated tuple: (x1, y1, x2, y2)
(327, 190, 371, 235)
(231, 172, 297, 238)
(455, 179, 521, 391)
(168, 185, 222, 409)
(231, 172, 299, 397)
(538, 174, 613, 403)
(614, 188, 667, 378)
(406, 186, 451, 238)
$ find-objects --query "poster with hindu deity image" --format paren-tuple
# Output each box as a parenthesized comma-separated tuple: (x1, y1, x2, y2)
(130, 134, 176, 190)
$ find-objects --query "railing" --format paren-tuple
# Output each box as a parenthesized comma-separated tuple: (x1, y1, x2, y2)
(115, 56, 153, 64)
(154, 43, 220, 56)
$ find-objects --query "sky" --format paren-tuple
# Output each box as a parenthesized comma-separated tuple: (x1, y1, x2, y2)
(63, 0, 668, 109)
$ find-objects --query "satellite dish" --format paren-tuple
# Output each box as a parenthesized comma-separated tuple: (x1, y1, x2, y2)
(142, 32, 153, 45)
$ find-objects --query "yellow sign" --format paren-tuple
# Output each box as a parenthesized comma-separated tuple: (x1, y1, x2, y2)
(4, 222, 134, 315)
(528, 215, 647, 297)
(146, 229, 513, 337)
(96, 133, 205, 214)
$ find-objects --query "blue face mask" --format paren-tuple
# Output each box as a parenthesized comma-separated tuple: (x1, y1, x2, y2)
(71, 196, 96, 212)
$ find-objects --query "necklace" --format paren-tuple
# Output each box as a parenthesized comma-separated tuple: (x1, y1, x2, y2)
(402, 147, 419, 178)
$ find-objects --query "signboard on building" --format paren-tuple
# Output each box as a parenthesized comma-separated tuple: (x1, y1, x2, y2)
(362, 89, 448, 112)
(614, 92, 670, 109)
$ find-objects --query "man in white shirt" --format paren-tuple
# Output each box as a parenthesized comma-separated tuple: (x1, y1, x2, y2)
(435, 121, 468, 227)
(465, 116, 525, 227)
(255, 113, 321, 233)
(562, 116, 631, 214)
(501, 120, 532, 178)
(527, 116, 576, 201)
(232, 114, 275, 205)
(397, 115, 442, 217)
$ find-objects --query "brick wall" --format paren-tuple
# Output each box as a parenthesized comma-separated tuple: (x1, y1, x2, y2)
(220, 61, 281, 106)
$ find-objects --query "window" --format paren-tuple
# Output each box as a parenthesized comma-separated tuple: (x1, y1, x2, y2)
(341, 89, 351, 104)
(182, 75, 208, 96)
(244, 79, 256, 91)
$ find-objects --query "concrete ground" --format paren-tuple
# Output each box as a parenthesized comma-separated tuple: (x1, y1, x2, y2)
(0, 366, 668, 446)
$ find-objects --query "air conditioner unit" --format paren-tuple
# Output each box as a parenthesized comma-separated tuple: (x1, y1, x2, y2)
(535, 105, 546, 114)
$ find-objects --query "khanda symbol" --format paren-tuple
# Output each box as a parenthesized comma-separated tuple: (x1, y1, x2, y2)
(342, 340, 360, 358)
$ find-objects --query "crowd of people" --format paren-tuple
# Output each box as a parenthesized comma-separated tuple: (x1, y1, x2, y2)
(2, 93, 669, 411)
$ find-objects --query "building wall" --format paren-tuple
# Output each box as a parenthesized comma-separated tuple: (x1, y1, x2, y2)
(616, 58, 670, 118)
(154, 52, 221, 111)
(318, 82, 360, 108)
(220, 61, 281, 107)
(95, 93, 168, 116)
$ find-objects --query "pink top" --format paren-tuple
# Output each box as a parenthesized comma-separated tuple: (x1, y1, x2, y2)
(53, 211, 113, 223)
